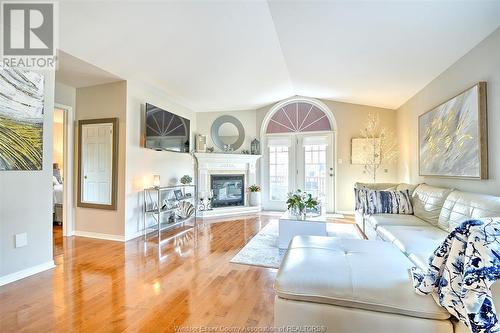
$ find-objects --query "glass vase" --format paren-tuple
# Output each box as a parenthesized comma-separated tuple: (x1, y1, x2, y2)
(289, 206, 306, 220)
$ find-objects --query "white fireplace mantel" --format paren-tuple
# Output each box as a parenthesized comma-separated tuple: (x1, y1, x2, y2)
(194, 152, 262, 166)
(194, 152, 262, 217)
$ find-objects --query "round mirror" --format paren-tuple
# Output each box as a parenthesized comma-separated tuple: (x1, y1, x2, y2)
(218, 122, 239, 145)
(211, 115, 245, 151)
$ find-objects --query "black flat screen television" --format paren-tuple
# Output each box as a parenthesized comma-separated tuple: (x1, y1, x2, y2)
(144, 103, 190, 152)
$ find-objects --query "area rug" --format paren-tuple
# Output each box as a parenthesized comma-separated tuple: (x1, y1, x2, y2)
(230, 220, 362, 269)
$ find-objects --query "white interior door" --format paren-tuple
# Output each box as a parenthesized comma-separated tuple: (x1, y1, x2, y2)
(263, 133, 335, 212)
(81, 124, 113, 205)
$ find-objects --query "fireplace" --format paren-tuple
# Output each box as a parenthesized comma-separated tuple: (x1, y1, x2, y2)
(194, 152, 261, 217)
(211, 174, 245, 208)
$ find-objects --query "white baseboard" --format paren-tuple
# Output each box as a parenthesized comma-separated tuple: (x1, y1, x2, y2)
(73, 230, 125, 242)
(125, 230, 143, 241)
(199, 206, 262, 218)
(336, 210, 355, 216)
(0, 260, 55, 286)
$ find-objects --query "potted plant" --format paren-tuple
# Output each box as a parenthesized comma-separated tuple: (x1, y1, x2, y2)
(286, 189, 319, 219)
(248, 184, 261, 206)
(180, 175, 192, 185)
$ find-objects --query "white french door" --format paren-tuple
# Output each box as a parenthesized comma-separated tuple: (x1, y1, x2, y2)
(263, 133, 334, 212)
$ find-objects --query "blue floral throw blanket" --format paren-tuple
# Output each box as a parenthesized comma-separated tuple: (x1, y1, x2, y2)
(411, 218, 500, 333)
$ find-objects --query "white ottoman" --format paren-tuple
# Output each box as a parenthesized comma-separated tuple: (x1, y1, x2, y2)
(274, 236, 453, 333)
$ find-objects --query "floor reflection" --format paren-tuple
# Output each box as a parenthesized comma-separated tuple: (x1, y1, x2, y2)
(1, 214, 277, 332)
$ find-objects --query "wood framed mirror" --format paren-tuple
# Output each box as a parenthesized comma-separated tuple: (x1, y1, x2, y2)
(77, 118, 118, 210)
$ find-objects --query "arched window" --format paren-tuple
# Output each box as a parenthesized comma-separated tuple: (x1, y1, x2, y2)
(266, 101, 332, 134)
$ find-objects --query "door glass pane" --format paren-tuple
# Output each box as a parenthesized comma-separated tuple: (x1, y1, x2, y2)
(305, 150, 311, 163)
(269, 146, 289, 201)
(304, 144, 327, 202)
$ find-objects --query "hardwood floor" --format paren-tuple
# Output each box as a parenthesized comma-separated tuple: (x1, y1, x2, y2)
(0, 213, 358, 332)
(53, 224, 64, 258)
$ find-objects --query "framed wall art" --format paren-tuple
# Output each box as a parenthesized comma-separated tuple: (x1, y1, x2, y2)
(419, 82, 487, 179)
(0, 67, 45, 171)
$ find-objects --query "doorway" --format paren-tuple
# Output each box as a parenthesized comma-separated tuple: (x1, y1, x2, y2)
(53, 108, 65, 256)
(261, 98, 337, 213)
(264, 133, 334, 212)
(52, 104, 75, 258)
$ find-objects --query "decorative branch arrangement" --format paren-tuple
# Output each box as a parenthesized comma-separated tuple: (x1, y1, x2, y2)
(359, 113, 398, 183)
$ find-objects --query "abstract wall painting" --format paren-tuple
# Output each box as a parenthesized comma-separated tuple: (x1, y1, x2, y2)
(419, 82, 487, 179)
(0, 67, 44, 171)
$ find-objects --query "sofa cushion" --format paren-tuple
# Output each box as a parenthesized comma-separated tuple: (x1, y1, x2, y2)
(274, 236, 450, 320)
(412, 184, 453, 226)
(376, 225, 447, 261)
(408, 252, 434, 271)
(438, 190, 500, 231)
(396, 183, 418, 195)
(367, 214, 427, 230)
(354, 182, 398, 191)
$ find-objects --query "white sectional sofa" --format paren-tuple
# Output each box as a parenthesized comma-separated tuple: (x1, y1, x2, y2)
(274, 183, 500, 333)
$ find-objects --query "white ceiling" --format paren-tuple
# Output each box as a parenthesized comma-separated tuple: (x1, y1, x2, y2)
(56, 51, 122, 88)
(58, 1, 500, 111)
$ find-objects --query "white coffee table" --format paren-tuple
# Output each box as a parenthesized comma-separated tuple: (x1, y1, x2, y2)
(278, 212, 327, 249)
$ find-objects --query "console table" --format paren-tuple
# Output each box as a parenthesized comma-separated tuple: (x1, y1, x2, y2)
(143, 185, 197, 241)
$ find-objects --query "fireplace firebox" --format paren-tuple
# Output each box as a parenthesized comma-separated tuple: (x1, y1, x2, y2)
(211, 174, 245, 208)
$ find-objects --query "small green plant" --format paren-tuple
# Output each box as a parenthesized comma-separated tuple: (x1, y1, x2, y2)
(180, 175, 192, 184)
(248, 184, 261, 192)
(286, 189, 319, 216)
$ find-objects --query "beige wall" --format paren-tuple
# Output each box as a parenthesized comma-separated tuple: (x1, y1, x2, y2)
(74, 81, 127, 237)
(397, 27, 500, 195)
(55, 81, 76, 109)
(0, 70, 55, 279)
(54, 81, 77, 180)
(196, 110, 257, 152)
(124, 80, 197, 239)
(256, 98, 398, 212)
(53, 110, 64, 174)
(323, 100, 399, 212)
(61, 78, 197, 241)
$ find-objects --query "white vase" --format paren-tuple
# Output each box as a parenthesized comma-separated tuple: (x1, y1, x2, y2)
(249, 192, 261, 206)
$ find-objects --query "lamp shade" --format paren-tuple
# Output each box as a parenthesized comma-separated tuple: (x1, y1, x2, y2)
(153, 175, 161, 187)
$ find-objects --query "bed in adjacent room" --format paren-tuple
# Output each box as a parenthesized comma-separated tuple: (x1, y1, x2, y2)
(53, 174, 63, 224)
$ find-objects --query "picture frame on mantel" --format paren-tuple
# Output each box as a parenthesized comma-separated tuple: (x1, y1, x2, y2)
(418, 82, 487, 179)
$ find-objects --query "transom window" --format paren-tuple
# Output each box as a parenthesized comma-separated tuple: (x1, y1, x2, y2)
(266, 102, 331, 134)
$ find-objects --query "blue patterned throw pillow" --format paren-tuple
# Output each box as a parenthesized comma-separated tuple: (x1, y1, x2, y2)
(354, 187, 366, 211)
(365, 189, 413, 215)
